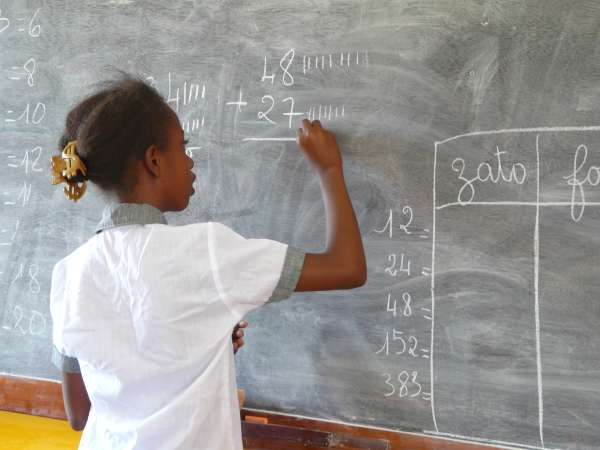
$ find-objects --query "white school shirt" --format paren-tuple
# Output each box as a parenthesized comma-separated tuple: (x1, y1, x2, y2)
(50, 203, 304, 450)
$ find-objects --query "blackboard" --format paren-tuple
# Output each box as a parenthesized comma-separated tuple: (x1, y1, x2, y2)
(1, 1, 600, 449)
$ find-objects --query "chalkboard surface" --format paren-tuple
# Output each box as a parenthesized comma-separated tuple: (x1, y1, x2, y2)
(1, 1, 600, 449)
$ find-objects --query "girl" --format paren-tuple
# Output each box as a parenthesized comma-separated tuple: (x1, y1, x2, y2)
(50, 75, 366, 449)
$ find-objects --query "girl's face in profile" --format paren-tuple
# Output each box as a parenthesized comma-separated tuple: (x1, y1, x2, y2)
(161, 113, 196, 211)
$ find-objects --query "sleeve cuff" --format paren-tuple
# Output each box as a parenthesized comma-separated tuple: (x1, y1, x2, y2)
(267, 246, 305, 303)
(51, 346, 81, 373)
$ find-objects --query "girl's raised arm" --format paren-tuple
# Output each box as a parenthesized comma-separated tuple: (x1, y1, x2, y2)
(294, 119, 367, 291)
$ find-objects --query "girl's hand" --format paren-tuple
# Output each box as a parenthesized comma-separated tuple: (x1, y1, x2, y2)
(297, 119, 343, 174)
(232, 320, 248, 354)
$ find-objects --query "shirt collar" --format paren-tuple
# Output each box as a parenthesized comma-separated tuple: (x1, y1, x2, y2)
(95, 203, 168, 234)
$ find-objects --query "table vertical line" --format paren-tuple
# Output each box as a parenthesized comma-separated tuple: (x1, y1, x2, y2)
(430, 142, 438, 432)
(534, 134, 545, 448)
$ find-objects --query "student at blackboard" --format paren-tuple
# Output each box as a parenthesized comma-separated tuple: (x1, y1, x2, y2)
(49, 76, 366, 450)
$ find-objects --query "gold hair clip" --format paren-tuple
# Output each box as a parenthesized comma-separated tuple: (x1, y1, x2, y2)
(51, 140, 88, 202)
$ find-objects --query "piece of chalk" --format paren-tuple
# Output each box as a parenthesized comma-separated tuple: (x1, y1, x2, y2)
(244, 415, 269, 424)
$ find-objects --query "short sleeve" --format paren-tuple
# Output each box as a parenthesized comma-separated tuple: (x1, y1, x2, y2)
(51, 346, 81, 373)
(207, 222, 303, 319)
(49, 259, 80, 373)
(267, 246, 305, 303)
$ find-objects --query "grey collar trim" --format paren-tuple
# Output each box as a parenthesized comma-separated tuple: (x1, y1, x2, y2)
(95, 203, 168, 234)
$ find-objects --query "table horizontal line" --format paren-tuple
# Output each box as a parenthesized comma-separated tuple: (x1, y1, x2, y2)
(436, 125, 600, 145)
(436, 201, 600, 210)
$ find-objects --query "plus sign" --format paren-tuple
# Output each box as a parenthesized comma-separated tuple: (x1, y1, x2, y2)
(226, 88, 248, 113)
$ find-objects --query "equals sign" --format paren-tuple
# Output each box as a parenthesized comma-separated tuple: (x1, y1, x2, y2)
(420, 348, 430, 359)
(421, 392, 431, 401)
(421, 267, 431, 277)
(10, 67, 22, 79)
(419, 228, 430, 239)
(421, 307, 432, 321)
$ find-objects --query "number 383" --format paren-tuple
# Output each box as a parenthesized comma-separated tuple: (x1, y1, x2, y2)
(382, 371, 421, 398)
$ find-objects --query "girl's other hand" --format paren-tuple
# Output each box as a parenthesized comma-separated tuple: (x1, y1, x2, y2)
(232, 320, 248, 354)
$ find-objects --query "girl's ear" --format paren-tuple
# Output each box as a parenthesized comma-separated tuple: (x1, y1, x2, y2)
(143, 144, 161, 177)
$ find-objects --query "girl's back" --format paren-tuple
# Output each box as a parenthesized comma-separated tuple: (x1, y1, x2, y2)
(53, 204, 303, 449)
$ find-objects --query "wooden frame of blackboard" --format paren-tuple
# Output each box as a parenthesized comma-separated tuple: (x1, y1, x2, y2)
(0, 375, 503, 449)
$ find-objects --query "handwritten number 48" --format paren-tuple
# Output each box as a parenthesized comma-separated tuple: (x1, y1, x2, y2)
(386, 292, 412, 317)
(262, 49, 295, 87)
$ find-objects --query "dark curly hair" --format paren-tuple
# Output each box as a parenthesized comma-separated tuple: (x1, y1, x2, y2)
(57, 73, 175, 195)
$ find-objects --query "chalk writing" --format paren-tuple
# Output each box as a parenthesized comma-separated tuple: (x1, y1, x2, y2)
(2, 305, 46, 336)
(262, 48, 295, 86)
(373, 207, 428, 238)
(5, 102, 46, 125)
(433, 128, 600, 442)
(0, 9, 8, 33)
(452, 146, 527, 204)
(0, 7, 41, 37)
(7, 147, 43, 174)
(563, 144, 600, 222)
(302, 51, 369, 74)
(385, 253, 411, 277)
(382, 371, 422, 398)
